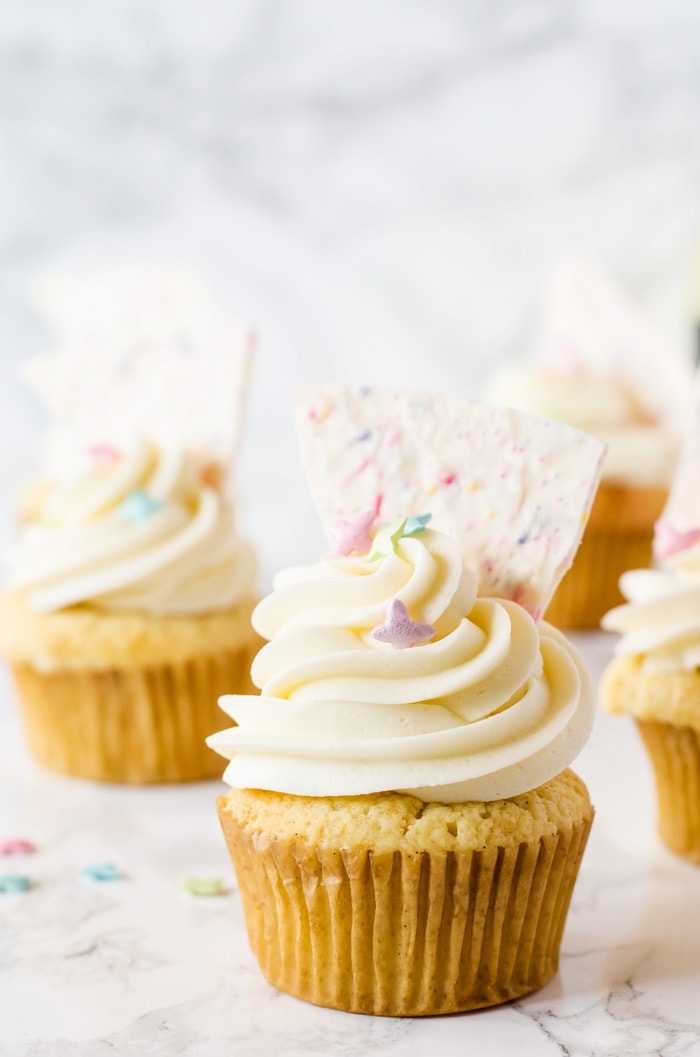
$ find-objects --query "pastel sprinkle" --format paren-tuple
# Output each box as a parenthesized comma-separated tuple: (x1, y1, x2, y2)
(0, 839, 35, 856)
(0, 875, 31, 893)
(328, 510, 375, 556)
(653, 520, 700, 561)
(118, 489, 163, 523)
(371, 598, 436, 650)
(80, 863, 122, 884)
(368, 518, 407, 560)
(88, 443, 121, 464)
(440, 472, 457, 486)
(404, 513, 432, 536)
(179, 877, 226, 897)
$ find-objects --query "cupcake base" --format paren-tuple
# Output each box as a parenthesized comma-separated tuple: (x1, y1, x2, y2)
(217, 772, 593, 1016)
(0, 594, 261, 783)
(12, 646, 256, 783)
(637, 720, 700, 864)
(544, 481, 666, 629)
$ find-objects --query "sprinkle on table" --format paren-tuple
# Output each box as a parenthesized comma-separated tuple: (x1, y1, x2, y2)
(0, 875, 31, 893)
(80, 863, 122, 884)
(0, 839, 35, 856)
(179, 877, 226, 897)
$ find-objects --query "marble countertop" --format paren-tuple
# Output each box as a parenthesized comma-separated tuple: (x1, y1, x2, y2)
(2, 632, 700, 1057)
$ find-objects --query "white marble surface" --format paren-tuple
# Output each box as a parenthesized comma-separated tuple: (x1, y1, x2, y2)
(3, 1, 700, 1052)
(2, 633, 700, 1056)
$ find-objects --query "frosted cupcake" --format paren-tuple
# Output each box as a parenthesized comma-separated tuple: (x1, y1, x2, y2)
(488, 260, 689, 627)
(0, 437, 260, 782)
(208, 388, 604, 1016)
(601, 396, 700, 863)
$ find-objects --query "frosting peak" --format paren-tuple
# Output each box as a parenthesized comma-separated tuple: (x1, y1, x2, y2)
(209, 521, 593, 802)
(7, 437, 256, 615)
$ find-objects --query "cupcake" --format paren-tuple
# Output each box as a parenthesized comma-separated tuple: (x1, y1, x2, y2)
(601, 397, 700, 863)
(488, 260, 690, 627)
(0, 437, 261, 782)
(208, 387, 604, 1016)
(0, 265, 260, 783)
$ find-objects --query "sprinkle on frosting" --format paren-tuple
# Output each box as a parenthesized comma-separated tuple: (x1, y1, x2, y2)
(328, 510, 375, 556)
(653, 519, 700, 561)
(371, 598, 436, 650)
(118, 488, 163, 523)
(404, 512, 432, 536)
(88, 444, 122, 464)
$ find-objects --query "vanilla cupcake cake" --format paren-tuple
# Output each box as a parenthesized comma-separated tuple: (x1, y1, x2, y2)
(209, 387, 605, 1016)
(602, 383, 700, 863)
(0, 266, 260, 782)
(0, 437, 260, 782)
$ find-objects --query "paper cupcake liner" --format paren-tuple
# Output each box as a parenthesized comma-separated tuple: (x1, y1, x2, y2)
(637, 720, 700, 864)
(12, 642, 258, 783)
(218, 802, 593, 1016)
(545, 524, 656, 629)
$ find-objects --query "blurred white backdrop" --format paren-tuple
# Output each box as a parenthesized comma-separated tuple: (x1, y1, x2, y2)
(2, 0, 700, 582)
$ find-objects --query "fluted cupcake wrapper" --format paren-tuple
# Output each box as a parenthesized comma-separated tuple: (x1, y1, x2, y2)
(544, 481, 666, 629)
(218, 802, 593, 1016)
(12, 643, 258, 783)
(637, 720, 700, 864)
(545, 525, 656, 629)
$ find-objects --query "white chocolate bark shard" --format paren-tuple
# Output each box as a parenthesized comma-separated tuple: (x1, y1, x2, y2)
(24, 264, 253, 468)
(294, 385, 605, 619)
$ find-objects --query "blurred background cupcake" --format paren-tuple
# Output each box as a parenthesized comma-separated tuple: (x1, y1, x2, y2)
(488, 259, 693, 627)
(0, 267, 262, 782)
(601, 382, 700, 863)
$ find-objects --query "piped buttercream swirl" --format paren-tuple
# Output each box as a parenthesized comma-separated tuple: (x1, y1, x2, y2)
(7, 438, 256, 615)
(602, 541, 700, 672)
(208, 525, 593, 802)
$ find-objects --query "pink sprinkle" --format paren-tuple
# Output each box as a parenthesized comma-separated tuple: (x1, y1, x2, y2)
(373, 493, 383, 517)
(328, 510, 375, 556)
(653, 520, 700, 560)
(440, 472, 457, 486)
(0, 839, 35, 856)
(88, 444, 121, 464)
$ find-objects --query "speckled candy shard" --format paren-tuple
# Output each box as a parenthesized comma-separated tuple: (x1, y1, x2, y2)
(294, 385, 605, 617)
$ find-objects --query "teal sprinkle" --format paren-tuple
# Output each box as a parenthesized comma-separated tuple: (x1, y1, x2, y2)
(118, 489, 163, 523)
(404, 513, 432, 536)
(0, 874, 31, 893)
(80, 863, 121, 884)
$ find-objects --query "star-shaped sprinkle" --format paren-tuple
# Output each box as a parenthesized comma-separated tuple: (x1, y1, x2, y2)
(0, 875, 31, 893)
(371, 598, 436, 650)
(179, 877, 226, 897)
(404, 513, 432, 536)
(653, 521, 700, 561)
(118, 489, 163, 524)
(80, 863, 122, 884)
(368, 518, 407, 560)
(328, 510, 375, 556)
(0, 839, 35, 856)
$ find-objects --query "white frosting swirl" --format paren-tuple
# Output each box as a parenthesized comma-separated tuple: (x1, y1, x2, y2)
(488, 363, 676, 487)
(7, 438, 256, 615)
(602, 544, 700, 672)
(208, 526, 593, 802)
